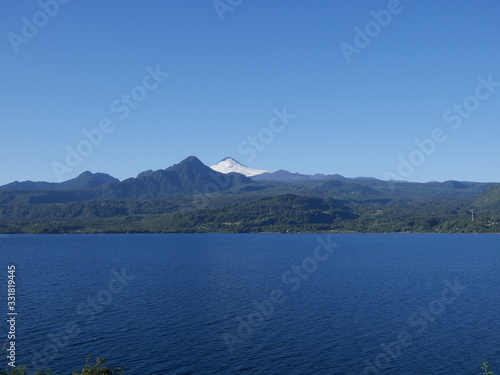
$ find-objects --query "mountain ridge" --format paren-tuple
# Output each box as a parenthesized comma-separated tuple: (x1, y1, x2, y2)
(0, 155, 499, 234)
(1, 156, 497, 191)
(0, 156, 253, 203)
(0, 171, 119, 191)
(96, 156, 253, 200)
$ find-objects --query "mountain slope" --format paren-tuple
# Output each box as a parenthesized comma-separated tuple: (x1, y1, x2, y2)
(98, 156, 253, 199)
(164, 194, 357, 232)
(0, 171, 119, 191)
(252, 170, 348, 181)
(473, 184, 500, 210)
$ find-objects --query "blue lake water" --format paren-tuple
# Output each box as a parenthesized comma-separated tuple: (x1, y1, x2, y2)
(0, 234, 499, 374)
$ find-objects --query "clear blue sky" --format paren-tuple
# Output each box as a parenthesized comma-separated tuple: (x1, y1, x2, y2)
(1, 0, 499, 185)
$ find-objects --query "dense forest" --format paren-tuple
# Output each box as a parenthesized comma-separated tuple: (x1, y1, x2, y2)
(0, 157, 498, 234)
(0, 187, 498, 234)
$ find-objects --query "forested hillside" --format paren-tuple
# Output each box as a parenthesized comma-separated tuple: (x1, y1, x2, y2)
(0, 157, 498, 234)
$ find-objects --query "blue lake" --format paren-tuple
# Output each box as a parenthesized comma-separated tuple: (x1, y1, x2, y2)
(0, 234, 499, 374)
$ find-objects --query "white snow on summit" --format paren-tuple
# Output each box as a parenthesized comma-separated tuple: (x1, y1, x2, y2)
(210, 157, 272, 177)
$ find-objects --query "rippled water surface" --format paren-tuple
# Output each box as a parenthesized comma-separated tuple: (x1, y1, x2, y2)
(1, 234, 499, 374)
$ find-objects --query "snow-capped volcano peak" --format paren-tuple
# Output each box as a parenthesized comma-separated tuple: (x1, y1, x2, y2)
(210, 157, 272, 177)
